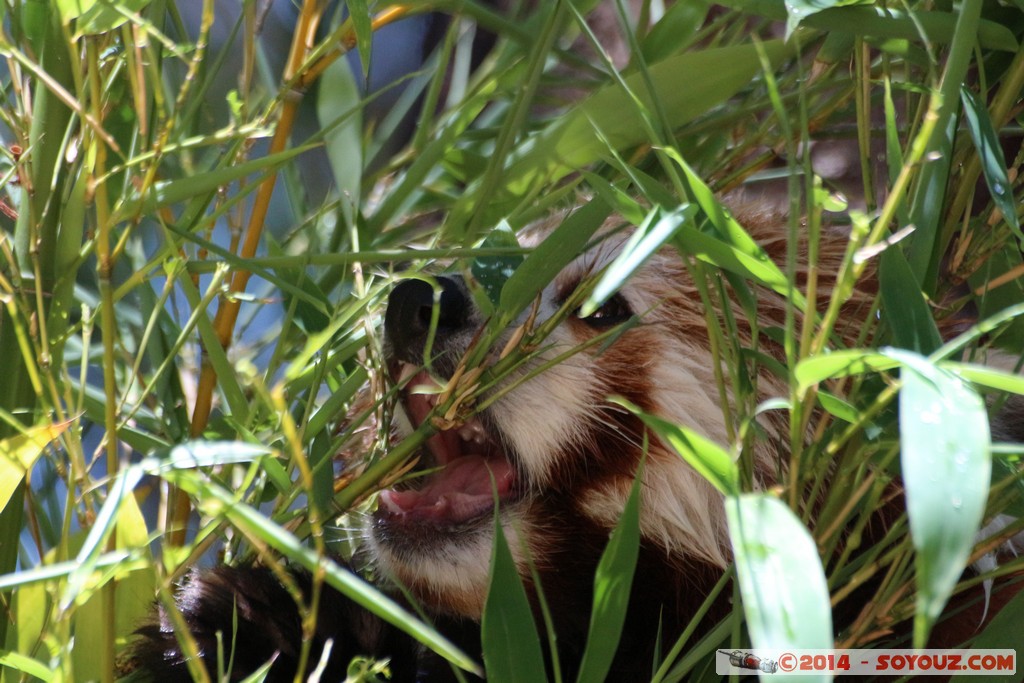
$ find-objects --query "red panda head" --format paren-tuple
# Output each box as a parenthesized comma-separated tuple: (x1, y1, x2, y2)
(366, 211, 811, 621)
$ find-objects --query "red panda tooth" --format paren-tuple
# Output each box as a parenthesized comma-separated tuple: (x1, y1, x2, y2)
(458, 420, 487, 445)
(397, 362, 420, 384)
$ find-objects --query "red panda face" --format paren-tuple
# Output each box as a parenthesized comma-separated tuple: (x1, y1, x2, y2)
(370, 225, 784, 619)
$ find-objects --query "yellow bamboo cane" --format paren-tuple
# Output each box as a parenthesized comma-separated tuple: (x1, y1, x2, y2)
(171, 4, 416, 545)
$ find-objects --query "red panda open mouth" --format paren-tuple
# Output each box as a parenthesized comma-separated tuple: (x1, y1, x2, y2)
(377, 365, 518, 525)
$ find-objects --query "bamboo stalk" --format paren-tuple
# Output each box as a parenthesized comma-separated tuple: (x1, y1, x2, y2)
(175, 3, 418, 544)
(84, 27, 124, 683)
(175, 1, 324, 548)
(0, 2, 75, 652)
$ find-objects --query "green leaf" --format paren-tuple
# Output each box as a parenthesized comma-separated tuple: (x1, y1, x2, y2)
(498, 197, 613, 323)
(152, 440, 276, 468)
(941, 363, 1024, 396)
(641, 0, 709, 62)
(581, 204, 695, 317)
(504, 40, 793, 195)
(726, 495, 833, 670)
(795, 350, 899, 393)
(782, 0, 845, 39)
(579, 171, 647, 226)
(575, 468, 643, 683)
(308, 432, 337, 515)
(346, 0, 373, 79)
(56, 0, 150, 33)
(887, 349, 991, 647)
(12, 580, 49, 667)
(960, 86, 1022, 240)
(968, 249, 1024, 350)
(668, 152, 806, 311)
(0, 424, 68, 512)
(882, 75, 909, 225)
(113, 144, 314, 223)
(54, 0, 98, 21)
(906, 0, 983, 287)
(615, 398, 739, 496)
(278, 264, 332, 335)
(174, 270, 250, 425)
(0, 423, 60, 509)
(879, 245, 942, 353)
(816, 391, 859, 423)
(20, 0, 51, 50)
(473, 220, 525, 309)
(0, 652, 54, 681)
(317, 54, 363, 232)
(719, 1, 1018, 52)
(670, 223, 798, 306)
(62, 466, 145, 611)
(950, 587, 1024, 683)
(73, 493, 156, 680)
(482, 513, 548, 683)
(906, 114, 956, 286)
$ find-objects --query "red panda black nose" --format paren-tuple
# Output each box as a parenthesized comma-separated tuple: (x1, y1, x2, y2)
(385, 276, 469, 364)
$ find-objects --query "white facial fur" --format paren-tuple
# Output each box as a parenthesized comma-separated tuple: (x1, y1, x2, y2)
(373, 225, 783, 614)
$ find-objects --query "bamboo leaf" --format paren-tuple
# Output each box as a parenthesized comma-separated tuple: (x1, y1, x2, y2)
(498, 197, 612, 322)
(726, 494, 832, 674)
(641, 0, 709, 62)
(950, 587, 1024, 683)
(906, 0, 983, 286)
(346, 0, 374, 79)
(12, 581, 48, 665)
(668, 152, 806, 310)
(879, 246, 942, 353)
(0, 652, 54, 681)
(887, 349, 991, 647)
(581, 204, 695, 317)
(960, 86, 1023, 239)
(73, 493, 156, 680)
(504, 40, 793, 195)
(482, 512, 548, 683)
(795, 350, 899, 393)
(616, 398, 739, 496)
(473, 220, 525, 309)
(0, 423, 68, 512)
(113, 144, 314, 222)
(941, 363, 1024, 395)
(718, 0, 1018, 51)
(67, 0, 152, 35)
(782, 0, 844, 39)
(317, 48, 363, 232)
(670, 223, 800, 307)
(154, 440, 276, 468)
(817, 391, 859, 423)
(575, 468, 642, 683)
(62, 466, 145, 610)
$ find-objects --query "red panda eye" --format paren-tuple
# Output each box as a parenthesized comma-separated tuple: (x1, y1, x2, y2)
(576, 294, 633, 327)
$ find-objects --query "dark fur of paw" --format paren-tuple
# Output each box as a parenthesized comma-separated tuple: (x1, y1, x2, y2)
(127, 564, 421, 682)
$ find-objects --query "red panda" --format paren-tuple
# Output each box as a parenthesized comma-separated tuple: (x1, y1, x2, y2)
(130, 205, 1023, 682)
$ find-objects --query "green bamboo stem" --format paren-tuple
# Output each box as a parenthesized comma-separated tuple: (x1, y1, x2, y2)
(0, 2, 74, 653)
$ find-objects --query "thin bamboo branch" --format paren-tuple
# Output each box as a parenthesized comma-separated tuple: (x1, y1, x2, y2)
(177, 4, 419, 544)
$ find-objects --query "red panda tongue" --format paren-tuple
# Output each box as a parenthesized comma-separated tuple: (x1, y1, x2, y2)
(384, 370, 514, 522)
(378, 456, 514, 522)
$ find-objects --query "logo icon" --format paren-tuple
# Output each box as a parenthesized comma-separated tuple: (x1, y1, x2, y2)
(721, 650, 779, 674)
